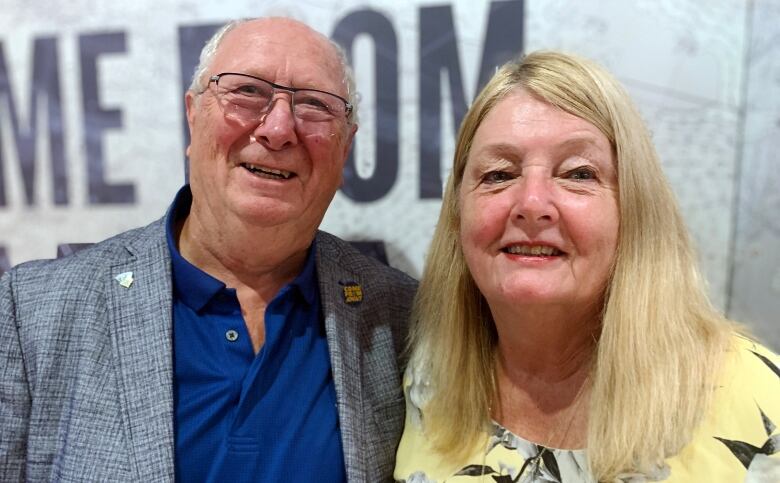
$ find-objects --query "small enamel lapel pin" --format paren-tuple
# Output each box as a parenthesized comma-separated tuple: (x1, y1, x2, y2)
(339, 280, 363, 304)
(114, 271, 134, 288)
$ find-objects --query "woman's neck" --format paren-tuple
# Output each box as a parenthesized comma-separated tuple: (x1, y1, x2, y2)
(490, 306, 598, 450)
(492, 303, 600, 379)
(493, 358, 592, 450)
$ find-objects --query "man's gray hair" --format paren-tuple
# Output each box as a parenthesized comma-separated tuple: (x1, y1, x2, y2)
(188, 18, 358, 122)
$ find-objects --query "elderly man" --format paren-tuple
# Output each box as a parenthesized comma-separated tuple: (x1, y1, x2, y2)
(0, 18, 415, 482)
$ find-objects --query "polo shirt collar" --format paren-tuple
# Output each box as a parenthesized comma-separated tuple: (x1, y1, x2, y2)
(164, 185, 318, 312)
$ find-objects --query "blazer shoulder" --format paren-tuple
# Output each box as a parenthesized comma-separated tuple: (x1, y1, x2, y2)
(2, 217, 167, 296)
(315, 230, 418, 292)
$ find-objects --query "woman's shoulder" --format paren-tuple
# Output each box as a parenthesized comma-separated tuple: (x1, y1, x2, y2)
(396, 365, 497, 481)
(665, 333, 779, 481)
(712, 334, 779, 447)
(729, 333, 778, 366)
(720, 334, 778, 405)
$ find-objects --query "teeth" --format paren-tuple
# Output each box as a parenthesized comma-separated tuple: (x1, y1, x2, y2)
(242, 164, 293, 179)
(505, 245, 560, 256)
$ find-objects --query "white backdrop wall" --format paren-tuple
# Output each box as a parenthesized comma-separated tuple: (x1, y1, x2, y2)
(0, 0, 777, 348)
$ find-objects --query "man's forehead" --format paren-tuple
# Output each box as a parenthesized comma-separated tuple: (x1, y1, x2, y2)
(214, 19, 342, 84)
(230, 18, 330, 45)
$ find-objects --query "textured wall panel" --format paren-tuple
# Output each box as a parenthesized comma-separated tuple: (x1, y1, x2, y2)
(729, 0, 780, 350)
(0, 0, 775, 342)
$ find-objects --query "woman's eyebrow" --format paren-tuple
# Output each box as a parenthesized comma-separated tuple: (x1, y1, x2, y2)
(470, 142, 522, 161)
(471, 135, 606, 162)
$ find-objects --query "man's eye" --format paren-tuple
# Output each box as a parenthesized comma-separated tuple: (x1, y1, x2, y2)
(297, 95, 331, 111)
(233, 84, 265, 96)
(482, 171, 513, 184)
(564, 167, 597, 181)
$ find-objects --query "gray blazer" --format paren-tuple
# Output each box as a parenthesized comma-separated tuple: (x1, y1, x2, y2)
(0, 218, 417, 482)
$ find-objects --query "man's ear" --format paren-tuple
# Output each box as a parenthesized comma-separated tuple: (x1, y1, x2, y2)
(184, 91, 197, 156)
(185, 91, 198, 132)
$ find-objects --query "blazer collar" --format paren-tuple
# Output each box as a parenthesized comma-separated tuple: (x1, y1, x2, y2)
(315, 231, 367, 483)
(105, 218, 176, 482)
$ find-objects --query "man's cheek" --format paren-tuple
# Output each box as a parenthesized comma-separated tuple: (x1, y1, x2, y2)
(210, 126, 251, 162)
(301, 131, 340, 146)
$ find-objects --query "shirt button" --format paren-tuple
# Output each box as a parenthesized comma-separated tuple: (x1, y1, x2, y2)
(225, 329, 239, 342)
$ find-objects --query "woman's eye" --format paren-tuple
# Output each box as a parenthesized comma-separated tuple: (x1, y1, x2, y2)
(564, 167, 597, 181)
(482, 171, 513, 184)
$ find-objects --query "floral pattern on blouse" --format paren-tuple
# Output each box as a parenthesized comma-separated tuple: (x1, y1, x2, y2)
(394, 336, 780, 482)
(714, 350, 780, 482)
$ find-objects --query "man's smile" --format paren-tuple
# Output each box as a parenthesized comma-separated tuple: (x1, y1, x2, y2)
(240, 163, 295, 179)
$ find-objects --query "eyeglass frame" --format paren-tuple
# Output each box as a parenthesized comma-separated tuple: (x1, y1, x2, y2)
(202, 72, 354, 122)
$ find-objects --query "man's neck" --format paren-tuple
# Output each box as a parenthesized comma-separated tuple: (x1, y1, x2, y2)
(176, 209, 312, 301)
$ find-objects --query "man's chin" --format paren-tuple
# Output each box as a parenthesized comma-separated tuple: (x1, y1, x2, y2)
(236, 204, 300, 227)
(234, 200, 324, 231)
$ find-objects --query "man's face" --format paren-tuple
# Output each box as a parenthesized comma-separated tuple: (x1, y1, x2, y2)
(185, 19, 356, 235)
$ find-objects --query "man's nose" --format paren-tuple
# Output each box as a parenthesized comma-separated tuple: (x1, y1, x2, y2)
(252, 95, 298, 151)
(508, 172, 558, 225)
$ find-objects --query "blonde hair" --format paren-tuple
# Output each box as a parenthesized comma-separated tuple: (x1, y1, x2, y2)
(409, 51, 736, 480)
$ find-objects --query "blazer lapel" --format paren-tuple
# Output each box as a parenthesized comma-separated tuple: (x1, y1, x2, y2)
(105, 226, 176, 482)
(316, 234, 366, 483)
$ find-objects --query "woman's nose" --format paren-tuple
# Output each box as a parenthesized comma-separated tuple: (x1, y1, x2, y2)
(509, 172, 558, 225)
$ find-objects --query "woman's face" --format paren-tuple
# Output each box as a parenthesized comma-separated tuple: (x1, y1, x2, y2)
(459, 89, 619, 319)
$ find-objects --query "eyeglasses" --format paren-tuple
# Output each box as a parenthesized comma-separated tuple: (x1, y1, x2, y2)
(204, 72, 353, 123)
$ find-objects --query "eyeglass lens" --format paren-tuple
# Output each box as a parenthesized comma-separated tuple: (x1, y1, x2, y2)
(213, 74, 347, 122)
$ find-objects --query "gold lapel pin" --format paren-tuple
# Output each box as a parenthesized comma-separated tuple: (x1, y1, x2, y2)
(115, 271, 134, 288)
(339, 280, 363, 304)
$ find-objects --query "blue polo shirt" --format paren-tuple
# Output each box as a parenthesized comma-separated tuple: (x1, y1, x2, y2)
(166, 187, 346, 482)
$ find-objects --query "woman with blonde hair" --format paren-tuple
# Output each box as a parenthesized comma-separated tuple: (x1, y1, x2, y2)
(394, 51, 779, 482)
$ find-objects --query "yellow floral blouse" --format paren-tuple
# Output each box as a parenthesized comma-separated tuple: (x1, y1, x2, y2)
(394, 335, 779, 482)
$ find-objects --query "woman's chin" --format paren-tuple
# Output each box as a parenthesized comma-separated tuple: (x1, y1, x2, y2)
(493, 286, 570, 308)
